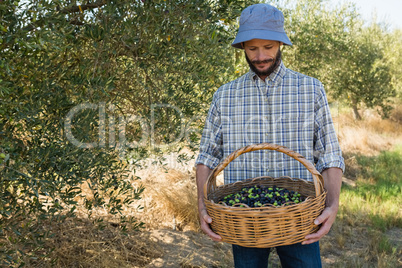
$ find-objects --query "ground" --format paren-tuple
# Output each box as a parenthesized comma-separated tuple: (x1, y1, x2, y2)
(138, 225, 401, 267)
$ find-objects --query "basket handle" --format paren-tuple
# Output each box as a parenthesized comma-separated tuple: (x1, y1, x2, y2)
(204, 143, 324, 199)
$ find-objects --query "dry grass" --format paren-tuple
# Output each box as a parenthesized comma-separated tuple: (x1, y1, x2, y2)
(335, 106, 402, 155)
(134, 167, 200, 232)
(2, 217, 162, 268)
(48, 220, 161, 268)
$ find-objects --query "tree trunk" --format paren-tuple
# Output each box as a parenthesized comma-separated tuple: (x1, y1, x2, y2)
(351, 98, 362, 120)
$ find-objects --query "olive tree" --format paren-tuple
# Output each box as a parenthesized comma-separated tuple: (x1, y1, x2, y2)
(0, 0, 255, 265)
(333, 21, 395, 119)
(384, 29, 402, 101)
(280, 0, 396, 119)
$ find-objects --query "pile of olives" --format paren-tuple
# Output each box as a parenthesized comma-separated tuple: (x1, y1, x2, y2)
(219, 184, 305, 208)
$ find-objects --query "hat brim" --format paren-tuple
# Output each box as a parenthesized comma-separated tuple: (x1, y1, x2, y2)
(231, 29, 292, 49)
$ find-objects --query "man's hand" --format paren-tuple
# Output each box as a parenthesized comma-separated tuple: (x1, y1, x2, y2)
(302, 167, 343, 245)
(302, 205, 338, 245)
(198, 200, 222, 241)
(196, 164, 222, 242)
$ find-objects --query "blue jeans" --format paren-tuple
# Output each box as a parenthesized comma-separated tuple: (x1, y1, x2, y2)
(232, 242, 322, 268)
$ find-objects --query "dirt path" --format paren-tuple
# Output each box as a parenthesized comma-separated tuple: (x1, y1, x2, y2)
(140, 226, 401, 267)
(144, 229, 233, 267)
(141, 228, 340, 267)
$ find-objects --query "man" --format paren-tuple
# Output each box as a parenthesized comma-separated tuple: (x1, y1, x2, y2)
(195, 3, 345, 268)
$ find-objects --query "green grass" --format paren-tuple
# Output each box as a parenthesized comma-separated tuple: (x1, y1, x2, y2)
(331, 147, 402, 267)
(340, 146, 402, 231)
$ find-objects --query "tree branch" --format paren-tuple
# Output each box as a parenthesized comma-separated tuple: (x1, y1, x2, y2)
(59, 0, 107, 14)
(22, 1, 106, 32)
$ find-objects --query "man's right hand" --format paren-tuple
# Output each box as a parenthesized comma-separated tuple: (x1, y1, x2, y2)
(198, 201, 222, 241)
(196, 164, 222, 242)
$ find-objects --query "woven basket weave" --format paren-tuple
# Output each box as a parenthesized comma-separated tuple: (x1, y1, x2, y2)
(204, 143, 326, 248)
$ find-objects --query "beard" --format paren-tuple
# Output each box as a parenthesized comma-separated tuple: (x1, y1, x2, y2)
(245, 48, 282, 77)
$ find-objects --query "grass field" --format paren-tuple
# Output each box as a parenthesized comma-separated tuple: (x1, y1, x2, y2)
(332, 147, 402, 267)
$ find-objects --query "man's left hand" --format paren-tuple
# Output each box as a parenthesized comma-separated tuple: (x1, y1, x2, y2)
(302, 205, 338, 245)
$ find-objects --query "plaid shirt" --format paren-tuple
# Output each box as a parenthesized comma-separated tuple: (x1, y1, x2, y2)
(195, 61, 345, 184)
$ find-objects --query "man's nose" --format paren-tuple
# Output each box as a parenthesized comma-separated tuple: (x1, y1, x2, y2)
(255, 50, 266, 61)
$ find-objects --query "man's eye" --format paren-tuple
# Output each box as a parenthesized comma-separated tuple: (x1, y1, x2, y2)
(265, 47, 273, 50)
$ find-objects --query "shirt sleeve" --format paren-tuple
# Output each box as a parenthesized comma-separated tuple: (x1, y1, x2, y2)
(313, 83, 345, 174)
(195, 92, 224, 169)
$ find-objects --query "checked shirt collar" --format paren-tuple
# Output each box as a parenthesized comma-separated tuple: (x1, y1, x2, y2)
(247, 60, 287, 86)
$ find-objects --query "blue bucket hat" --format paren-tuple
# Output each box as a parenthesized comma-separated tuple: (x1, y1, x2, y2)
(232, 4, 292, 49)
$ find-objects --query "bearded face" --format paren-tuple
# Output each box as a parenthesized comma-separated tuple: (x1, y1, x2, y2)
(245, 47, 281, 77)
(242, 39, 282, 79)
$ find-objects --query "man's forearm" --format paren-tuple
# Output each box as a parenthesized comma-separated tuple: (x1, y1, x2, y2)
(196, 164, 213, 208)
(321, 167, 343, 209)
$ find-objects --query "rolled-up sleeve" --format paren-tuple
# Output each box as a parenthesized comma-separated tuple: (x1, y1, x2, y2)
(314, 85, 345, 174)
(195, 93, 223, 169)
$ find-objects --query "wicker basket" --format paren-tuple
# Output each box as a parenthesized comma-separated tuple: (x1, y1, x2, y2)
(204, 143, 326, 248)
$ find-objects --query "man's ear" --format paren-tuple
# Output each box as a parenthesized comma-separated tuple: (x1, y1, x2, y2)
(279, 41, 283, 47)
(241, 42, 245, 49)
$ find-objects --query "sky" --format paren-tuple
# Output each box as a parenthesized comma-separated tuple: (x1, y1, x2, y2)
(329, 0, 402, 30)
